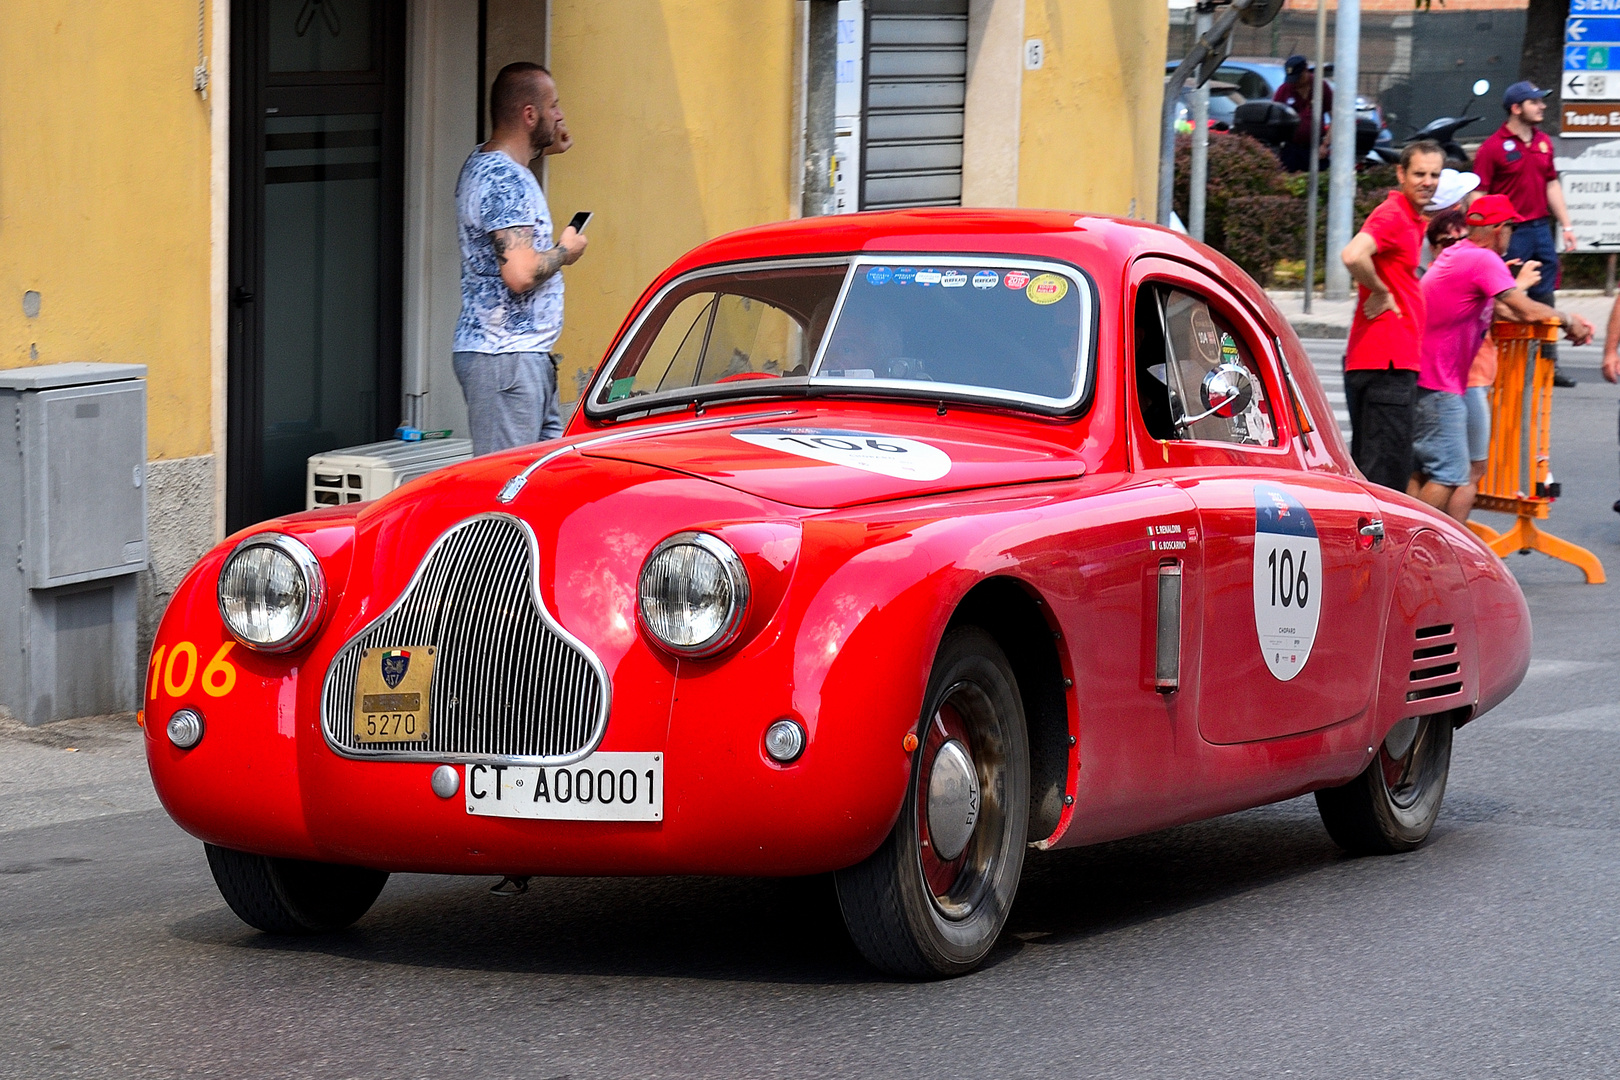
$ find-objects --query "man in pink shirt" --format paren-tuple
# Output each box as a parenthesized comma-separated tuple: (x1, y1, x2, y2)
(1413, 194, 1591, 521)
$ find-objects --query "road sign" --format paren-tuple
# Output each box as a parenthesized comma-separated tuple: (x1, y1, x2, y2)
(1553, 134, 1620, 247)
(1566, 14, 1620, 135)
(1563, 101, 1620, 136)
(1564, 70, 1620, 98)
(1566, 15, 1620, 44)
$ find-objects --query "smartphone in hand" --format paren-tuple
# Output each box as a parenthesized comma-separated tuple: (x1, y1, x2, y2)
(567, 211, 592, 233)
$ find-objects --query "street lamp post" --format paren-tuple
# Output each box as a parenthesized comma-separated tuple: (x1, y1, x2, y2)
(1325, 0, 1360, 300)
(1302, 0, 1327, 313)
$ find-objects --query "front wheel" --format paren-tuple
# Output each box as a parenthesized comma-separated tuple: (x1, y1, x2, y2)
(1315, 714, 1453, 855)
(205, 844, 389, 935)
(835, 627, 1030, 978)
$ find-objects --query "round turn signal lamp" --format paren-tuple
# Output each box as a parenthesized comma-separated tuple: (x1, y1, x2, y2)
(166, 708, 205, 750)
(764, 719, 806, 763)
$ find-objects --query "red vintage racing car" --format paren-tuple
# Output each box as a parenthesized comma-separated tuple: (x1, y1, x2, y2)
(146, 210, 1530, 977)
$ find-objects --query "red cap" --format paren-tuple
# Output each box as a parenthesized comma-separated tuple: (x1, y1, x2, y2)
(1465, 194, 1520, 227)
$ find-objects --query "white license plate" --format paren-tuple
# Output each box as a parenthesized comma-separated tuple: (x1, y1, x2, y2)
(464, 752, 662, 821)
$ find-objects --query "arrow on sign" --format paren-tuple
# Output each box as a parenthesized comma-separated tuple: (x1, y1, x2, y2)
(1570, 18, 1590, 41)
(1569, 73, 1588, 94)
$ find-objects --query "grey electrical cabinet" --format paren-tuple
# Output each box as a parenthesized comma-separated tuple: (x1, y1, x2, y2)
(0, 363, 148, 726)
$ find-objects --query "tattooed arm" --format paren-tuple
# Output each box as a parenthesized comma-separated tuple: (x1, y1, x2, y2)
(492, 223, 587, 295)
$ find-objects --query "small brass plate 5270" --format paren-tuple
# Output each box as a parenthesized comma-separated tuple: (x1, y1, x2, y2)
(353, 646, 436, 743)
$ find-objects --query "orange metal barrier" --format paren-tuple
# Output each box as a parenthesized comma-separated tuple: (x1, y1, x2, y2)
(1466, 320, 1605, 583)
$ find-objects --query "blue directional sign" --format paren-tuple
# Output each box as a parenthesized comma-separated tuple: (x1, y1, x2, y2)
(1569, 44, 1616, 70)
(1568, 16, 1620, 44)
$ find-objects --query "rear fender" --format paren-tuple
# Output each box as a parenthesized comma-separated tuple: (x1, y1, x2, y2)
(1376, 529, 1479, 732)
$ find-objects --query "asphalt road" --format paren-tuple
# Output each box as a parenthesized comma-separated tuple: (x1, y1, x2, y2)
(4, 363, 1618, 1080)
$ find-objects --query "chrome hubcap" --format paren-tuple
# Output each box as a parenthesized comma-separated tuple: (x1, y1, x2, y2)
(926, 739, 980, 861)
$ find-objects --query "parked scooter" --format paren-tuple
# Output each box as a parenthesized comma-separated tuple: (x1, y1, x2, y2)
(1371, 79, 1492, 166)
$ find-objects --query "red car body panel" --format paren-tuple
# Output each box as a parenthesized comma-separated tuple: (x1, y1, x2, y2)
(145, 209, 1531, 876)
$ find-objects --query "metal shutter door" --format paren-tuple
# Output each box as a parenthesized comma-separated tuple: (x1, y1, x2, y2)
(862, 0, 968, 210)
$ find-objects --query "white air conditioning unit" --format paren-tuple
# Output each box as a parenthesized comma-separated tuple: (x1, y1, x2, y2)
(306, 438, 474, 510)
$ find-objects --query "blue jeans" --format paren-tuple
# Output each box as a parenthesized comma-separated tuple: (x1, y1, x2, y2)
(1506, 218, 1558, 303)
(452, 351, 564, 456)
(1413, 388, 1472, 488)
(1464, 385, 1491, 463)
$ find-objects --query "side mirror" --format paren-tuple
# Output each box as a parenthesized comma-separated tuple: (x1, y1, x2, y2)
(1473, 79, 1491, 97)
(1179, 364, 1255, 427)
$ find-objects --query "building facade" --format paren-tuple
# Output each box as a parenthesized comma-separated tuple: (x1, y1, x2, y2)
(0, 0, 1169, 670)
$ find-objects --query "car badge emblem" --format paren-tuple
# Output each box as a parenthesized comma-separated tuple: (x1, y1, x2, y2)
(381, 649, 412, 689)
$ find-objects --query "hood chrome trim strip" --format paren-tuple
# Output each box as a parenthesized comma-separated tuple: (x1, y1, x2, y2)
(495, 409, 800, 503)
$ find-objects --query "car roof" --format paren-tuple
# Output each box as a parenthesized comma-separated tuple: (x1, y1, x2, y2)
(627, 208, 1275, 338)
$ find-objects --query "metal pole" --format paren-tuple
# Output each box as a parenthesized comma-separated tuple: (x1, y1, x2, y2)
(1189, 4, 1213, 241)
(1157, 0, 1252, 226)
(1303, 0, 1327, 313)
(1325, 0, 1360, 300)
(802, 0, 838, 219)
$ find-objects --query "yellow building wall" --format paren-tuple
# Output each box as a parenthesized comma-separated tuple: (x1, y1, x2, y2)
(1018, 0, 1169, 220)
(544, 0, 797, 401)
(0, 1, 214, 461)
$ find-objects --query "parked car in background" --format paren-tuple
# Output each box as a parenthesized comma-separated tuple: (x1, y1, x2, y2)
(1168, 58, 1393, 155)
(1173, 80, 1249, 132)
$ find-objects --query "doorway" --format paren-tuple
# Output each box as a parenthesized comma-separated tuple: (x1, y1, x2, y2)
(229, 0, 405, 528)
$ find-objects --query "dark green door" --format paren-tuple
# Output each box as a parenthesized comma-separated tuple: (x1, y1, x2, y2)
(229, 0, 404, 527)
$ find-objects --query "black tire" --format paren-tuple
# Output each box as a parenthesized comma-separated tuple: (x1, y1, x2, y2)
(835, 626, 1030, 978)
(1315, 714, 1453, 855)
(205, 843, 389, 935)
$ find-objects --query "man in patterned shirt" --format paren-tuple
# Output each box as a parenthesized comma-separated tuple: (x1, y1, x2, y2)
(453, 62, 587, 455)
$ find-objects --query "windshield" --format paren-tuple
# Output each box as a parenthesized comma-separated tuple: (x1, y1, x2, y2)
(587, 255, 1091, 416)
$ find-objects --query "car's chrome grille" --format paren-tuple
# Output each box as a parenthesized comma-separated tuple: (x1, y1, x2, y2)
(320, 514, 611, 765)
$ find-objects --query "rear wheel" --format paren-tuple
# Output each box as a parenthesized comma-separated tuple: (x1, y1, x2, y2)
(205, 844, 389, 934)
(1315, 714, 1453, 855)
(835, 627, 1030, 978)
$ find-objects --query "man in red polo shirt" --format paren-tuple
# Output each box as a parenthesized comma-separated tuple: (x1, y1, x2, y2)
(1474, 80, 1579, 386)
(1338, 140, 1445, 490)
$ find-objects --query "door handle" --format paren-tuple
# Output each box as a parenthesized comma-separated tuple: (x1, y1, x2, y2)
(1359, 519, 1386, 546)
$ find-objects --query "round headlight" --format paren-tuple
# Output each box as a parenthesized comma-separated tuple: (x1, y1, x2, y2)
(217, 533, 326, 652)
(638, 532, 750, 658)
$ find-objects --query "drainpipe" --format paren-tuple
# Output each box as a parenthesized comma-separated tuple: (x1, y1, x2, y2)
(803, 0, 839, 218)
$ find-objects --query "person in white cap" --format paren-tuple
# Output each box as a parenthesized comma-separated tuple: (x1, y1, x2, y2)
(1426, 168, 1480, 215)
(1420, 169, 1480, 270)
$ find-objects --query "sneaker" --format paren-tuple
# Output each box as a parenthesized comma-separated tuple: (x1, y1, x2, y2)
(1553, 368, 1578, 388)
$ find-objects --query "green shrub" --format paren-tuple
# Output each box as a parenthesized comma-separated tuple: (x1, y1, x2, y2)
(1172, 132, 1287, 253)
(1224, 195, 1304, 286)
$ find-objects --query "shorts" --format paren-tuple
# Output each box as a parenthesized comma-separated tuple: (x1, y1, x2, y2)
(1464, 385, 1491, 463)
(1412, 388, 1472, 488)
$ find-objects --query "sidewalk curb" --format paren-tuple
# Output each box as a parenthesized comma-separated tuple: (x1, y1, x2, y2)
(1290, 321, 1347, 341)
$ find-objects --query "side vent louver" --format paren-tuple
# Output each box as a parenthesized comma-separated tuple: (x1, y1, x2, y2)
(1406, 624, 1463, 703)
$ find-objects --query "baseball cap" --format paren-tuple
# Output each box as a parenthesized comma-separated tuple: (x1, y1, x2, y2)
(1465, 194, 1520, 227)
(1502, 81, 1552, 109)
(1284, 54, 1309, 76)
(1425, 169, 1481, 213)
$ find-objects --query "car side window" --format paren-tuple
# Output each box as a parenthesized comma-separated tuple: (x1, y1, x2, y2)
(1134, 283, 1278, 448)
(1215, 66, 1270, 101)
